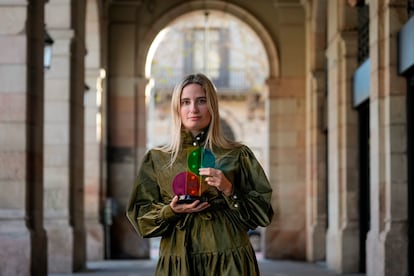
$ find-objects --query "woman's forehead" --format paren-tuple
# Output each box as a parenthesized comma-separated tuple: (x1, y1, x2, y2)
(181, 83, 205, 97)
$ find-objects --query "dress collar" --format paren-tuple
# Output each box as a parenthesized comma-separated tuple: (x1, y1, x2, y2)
(182, 129, 208, 147)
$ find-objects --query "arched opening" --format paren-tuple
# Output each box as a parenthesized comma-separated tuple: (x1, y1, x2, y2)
(104, 0, 280, 260)
(145, 10, 269, 151)
(144, 8, 272, 258)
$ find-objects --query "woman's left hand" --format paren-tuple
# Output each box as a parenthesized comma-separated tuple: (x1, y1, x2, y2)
(199, 168, 232, 196)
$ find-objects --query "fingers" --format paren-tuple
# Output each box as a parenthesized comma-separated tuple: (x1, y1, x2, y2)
(199, 168, 220, 177)
(199, 168, 233, 196)
(199, 168, 221, 185)
(191, 201, 210, 212)
(170, 198, 210, 214)
(199, 168, 224, 190)
(171, 195, 178, 204)
(204, 176, 220, 189)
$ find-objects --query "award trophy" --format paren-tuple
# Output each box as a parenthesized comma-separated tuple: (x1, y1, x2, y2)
(172, 147, 216, 204)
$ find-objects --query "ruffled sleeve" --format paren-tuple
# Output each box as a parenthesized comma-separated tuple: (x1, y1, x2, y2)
(126, 150, 182, 238)
(221, 145, 274, 230)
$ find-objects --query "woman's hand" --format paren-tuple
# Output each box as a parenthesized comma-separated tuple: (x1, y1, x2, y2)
(199, 168, 233, 196)
(169, 196, 210, 214)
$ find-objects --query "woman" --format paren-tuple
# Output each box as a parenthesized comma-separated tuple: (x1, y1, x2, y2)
(127, 73, 273, 275)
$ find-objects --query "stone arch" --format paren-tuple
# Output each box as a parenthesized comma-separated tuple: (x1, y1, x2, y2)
(136, 3, 279, 258)
(139, 0, 279, 173)
(137, 0, 280, 80)
(105, 0, 282, 260)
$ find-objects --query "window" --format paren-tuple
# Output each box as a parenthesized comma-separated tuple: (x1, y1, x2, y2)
(184, 28, 229, 87)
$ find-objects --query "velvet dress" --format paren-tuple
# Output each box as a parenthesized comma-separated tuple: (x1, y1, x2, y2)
(126, 131, 273, 275)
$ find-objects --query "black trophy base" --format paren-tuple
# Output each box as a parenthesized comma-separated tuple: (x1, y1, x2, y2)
(177, 195, 207, 204)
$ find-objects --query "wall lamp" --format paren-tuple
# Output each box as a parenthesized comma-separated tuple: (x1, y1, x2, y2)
(44, 28, 54, 69)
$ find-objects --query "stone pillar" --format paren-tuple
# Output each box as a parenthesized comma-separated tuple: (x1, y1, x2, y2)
(304, 0, 328, 262)
(265, 76, 307, 260)
(366, 1, 408, 275)
(84, 68, 104, 261)
(83, 0, 104, 261)
(70, 0, 87, 271)
(107, 3, 149, 257)
(306, 70, 327, 262)
(44, 0, 77, 273)
(325, 2, 359, 273)
(0, 1, 47, 275)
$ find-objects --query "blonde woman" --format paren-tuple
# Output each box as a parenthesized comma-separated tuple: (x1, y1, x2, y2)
(127, 73, 273, 275)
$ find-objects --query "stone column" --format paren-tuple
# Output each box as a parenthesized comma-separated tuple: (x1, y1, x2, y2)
(325, 2, 359, 273)
(366, 1, 408, 275)
(0, 1, 47, 275)
(107, 3, 149, 257)
(304, 0, 328, 262)
(70, 0, 87, 271)
(83, 0, 105, 261)
(306, 70, 327, 262)
(84, 67, 104, 261)
(265, 76, 307, 260)
(43, 0, 79, 272)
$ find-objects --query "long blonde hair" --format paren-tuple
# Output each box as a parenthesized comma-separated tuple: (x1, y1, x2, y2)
(159, 73, 240, 166)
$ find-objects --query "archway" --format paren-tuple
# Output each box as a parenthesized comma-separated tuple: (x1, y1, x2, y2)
(143, 6, 275, 257)
(145, 9, 270, 159)
(105, 0, 281, 259)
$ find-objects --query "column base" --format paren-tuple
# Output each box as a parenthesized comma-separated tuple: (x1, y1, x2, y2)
(86, 219, 104, 261)
(326, 225, 359, 273)
(367, 223, 408, 276)
(45, 222, 74, 273)
(0, 221, 31, 276)
(306, 220, 326, 261)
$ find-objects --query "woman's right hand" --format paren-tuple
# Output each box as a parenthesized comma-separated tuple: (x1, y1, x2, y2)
(169, 195, 210, 214)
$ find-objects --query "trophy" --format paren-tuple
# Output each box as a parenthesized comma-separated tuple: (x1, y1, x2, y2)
(172, 147, 216, 203)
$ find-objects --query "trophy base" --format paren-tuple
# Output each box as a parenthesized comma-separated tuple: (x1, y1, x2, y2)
(177, 195, 207, 204)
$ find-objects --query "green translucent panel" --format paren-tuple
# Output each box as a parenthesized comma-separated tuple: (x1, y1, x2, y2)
(187, 148, 216, 174)
(187, 148, 201, 174)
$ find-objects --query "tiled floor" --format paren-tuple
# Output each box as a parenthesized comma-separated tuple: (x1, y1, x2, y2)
(50, 258, 365, 276)
(50, 238, 365, 276)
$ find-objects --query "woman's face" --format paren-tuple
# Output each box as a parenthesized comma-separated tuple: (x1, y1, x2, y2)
(180, 83, 211, 136)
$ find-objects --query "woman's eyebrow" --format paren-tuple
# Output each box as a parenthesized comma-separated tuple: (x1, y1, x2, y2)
(181, 96, 207, 100)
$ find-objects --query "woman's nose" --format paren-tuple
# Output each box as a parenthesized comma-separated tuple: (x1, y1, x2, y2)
(190, 102, 199, 112)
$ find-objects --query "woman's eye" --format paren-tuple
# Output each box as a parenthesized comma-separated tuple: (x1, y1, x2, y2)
(181, 100, 190, 105)
(197, 98, 207, 104)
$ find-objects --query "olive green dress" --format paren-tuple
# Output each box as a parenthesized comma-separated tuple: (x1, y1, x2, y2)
(126, 131, 273, 276)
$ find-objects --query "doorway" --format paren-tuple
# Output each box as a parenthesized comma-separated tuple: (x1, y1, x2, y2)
(357, 100, 370, 273)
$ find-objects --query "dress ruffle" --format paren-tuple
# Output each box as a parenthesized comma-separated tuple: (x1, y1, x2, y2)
(156, 245, 259, 276)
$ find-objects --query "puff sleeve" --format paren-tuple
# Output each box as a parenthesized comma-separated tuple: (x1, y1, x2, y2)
(126, 150, 182, 238)
(221, 145, 274, 230)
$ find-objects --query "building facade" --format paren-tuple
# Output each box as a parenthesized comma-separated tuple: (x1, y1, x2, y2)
(0, 0, 412, 275)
